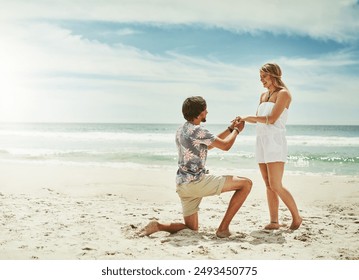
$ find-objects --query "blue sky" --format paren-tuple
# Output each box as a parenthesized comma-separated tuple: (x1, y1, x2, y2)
(1, 0, 359, 124)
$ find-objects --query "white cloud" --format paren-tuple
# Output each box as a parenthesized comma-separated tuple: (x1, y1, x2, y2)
(2, 0, 359, 42)
(114, 28, 141, 36)
(0, 20, 257, 122)
(0, 1, 358, 123)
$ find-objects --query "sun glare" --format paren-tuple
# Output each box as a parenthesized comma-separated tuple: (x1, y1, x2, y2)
(0, 67, 24, 122)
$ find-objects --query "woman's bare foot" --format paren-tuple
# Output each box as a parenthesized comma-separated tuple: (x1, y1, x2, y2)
(138, 220, 160, 237)
(289, 216, 302, 230)
(216, 229, 231, 238)
(264, 222, 280, 230)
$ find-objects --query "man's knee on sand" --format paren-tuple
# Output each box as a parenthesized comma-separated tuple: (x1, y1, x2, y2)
(184, 213, 199, 231)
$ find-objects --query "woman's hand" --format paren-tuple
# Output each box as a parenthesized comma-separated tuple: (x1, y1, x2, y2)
(234, 119, 245, 133)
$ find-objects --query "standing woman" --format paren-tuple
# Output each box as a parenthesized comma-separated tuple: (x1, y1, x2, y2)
(242, 63, 302, 230)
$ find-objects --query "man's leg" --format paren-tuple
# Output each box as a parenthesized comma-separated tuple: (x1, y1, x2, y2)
(139, 212, 198, 237)
(216, 176, 252, 238)
(184, 212, 198, 231)
(139, 221, 187, 237)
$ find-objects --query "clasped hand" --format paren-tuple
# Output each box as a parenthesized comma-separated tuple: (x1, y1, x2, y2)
(229, 116, 245, 133)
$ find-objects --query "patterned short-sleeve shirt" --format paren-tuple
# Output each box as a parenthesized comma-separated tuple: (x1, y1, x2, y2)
(176, 122, 216, 185)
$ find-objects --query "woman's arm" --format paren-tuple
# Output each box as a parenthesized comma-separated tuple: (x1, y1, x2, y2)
(242, 89, 291, 124)
(266, 89, 291, 124)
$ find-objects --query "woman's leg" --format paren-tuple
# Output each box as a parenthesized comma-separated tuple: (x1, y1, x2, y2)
(267, 162, 302, 230)
(259, 163, 280, 229)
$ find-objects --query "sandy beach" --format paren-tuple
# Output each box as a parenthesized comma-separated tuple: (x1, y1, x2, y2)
(0, 161, 358, 260)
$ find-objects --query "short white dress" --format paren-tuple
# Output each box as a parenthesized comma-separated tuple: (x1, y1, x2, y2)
(256, 102, 288, 163)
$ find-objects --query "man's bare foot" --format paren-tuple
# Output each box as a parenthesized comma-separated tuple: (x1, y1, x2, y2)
(289, 216, 302, 230)
(264, 222, 280, 230)
(138, 220, 160, 237)
(216, 229, 231, 238)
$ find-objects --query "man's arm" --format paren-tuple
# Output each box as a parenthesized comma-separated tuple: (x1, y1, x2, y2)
(209, 121, 245, 151)
(208, 120, 235, 150)
(215, 120, 236, 139)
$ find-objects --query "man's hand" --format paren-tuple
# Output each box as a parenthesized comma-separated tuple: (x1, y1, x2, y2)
(234, 119, 245, 133)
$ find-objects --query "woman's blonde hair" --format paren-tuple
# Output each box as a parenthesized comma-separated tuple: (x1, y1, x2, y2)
(260, 63, 287, 90)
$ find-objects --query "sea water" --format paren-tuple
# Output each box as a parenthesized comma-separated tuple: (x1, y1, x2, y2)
(0, 123, 358, 176)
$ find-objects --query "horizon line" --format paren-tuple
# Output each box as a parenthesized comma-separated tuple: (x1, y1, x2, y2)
(0, 121, 358, 126)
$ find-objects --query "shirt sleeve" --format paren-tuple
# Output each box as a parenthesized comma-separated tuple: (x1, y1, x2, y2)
(192, 126, 216, 147)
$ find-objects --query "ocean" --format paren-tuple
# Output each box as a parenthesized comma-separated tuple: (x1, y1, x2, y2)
(0, 123, 358, 176)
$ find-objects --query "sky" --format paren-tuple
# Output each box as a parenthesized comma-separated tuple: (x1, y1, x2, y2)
(0, 0, 359, 125)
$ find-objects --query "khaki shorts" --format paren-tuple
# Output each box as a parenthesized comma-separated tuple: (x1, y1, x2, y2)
(176, 174, 227, 217)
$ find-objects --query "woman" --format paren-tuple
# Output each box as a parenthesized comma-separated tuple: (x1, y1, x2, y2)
(241, 63, 302, 230)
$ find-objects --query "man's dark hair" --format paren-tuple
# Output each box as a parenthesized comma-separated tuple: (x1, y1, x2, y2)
(182, 96, 207, 121)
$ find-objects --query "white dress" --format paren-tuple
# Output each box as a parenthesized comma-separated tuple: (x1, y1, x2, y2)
(256, 102, 288, 163)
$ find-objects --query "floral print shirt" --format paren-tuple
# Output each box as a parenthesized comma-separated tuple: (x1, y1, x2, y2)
(176, 122, 216, 185)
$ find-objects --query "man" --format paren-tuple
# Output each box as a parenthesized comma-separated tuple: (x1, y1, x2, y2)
(140, 96, 252, 238)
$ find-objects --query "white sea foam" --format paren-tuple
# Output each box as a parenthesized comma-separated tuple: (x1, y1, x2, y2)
(287, 135, 359, 146)
(0, 123, 358, 175)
